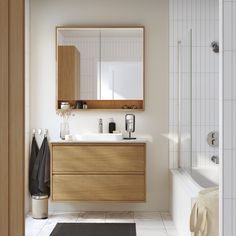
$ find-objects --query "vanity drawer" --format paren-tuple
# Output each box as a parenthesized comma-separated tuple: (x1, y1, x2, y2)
(52, 144, 145, 172)
(52, 174, 145, 201)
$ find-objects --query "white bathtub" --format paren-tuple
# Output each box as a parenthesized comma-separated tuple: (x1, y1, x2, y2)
(170, 167, 219, 236)
(191, 167, 219, 188)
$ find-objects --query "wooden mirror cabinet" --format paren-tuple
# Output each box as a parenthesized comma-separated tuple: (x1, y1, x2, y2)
(56, 27, 145, 110)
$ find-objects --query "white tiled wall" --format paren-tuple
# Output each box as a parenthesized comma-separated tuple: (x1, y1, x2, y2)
(221, 1, 236, 235)
(169, 0, 219, 170)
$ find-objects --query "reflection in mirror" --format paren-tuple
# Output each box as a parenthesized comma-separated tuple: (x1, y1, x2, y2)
(56, 27, 144, 110)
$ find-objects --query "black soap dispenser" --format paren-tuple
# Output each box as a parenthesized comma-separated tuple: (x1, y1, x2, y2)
(109, 118, 116, 133)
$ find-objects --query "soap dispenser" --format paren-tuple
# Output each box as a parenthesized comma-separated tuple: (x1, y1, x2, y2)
(109, 118, 116, 133)
(124, 114, 136, 139)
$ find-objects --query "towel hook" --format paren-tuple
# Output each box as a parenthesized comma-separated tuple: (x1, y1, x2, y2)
(32, 129, 36, 137)
(44, 129, 48, 138)
(38, 129, 42, 135)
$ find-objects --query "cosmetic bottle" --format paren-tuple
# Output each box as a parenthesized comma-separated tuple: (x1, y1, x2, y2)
(109, 118, 116, 133)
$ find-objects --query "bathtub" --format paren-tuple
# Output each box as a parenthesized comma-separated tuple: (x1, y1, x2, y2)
(170, 167, 218, 236)
(191, 167, 218, 188)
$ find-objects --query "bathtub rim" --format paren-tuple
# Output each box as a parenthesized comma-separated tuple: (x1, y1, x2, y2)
(170, 168, 205, 199)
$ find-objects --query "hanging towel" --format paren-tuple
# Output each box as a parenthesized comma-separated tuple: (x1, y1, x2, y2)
(190, 187, 219, 236)
(29, 136, 39, 195)
(37, 137, 50, 196)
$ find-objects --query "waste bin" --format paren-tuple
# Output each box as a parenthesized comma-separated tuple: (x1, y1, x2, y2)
(32, 194, 48, 219)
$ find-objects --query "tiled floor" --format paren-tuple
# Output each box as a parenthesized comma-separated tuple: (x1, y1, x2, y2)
(25, 211, 179, 236)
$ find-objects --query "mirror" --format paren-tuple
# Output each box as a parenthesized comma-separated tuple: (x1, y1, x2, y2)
(56, 27, 144, 110)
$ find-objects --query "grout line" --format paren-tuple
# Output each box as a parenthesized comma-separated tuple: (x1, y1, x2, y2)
(160, 212, 169, 235)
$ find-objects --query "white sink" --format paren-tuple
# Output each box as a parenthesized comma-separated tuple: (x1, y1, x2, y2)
(75, 133, 123, 142)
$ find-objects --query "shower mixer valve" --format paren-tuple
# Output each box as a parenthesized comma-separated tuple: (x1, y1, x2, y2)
(207, 131, 219, 147)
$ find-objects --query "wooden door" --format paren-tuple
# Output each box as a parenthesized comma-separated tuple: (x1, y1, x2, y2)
(0, 0, 25, 235)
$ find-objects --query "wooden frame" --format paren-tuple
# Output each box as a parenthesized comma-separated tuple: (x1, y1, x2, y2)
(55, 26, 145, 111)
(0, 0, 25, 235)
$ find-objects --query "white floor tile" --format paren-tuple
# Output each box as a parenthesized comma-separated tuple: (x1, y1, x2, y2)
(134, 211, 162, 220)
(37, 221, 57, 236)
(77, 211, 106, 223)
(48, 212, 78, 223)
(25, 228, 42, 236)
(161, 212, 176, 229)
(25, 215, 48, 236)
(36, 212, 79, 236)
(25, 211, 178, 236)
(135, 220, 165, 230)
(134, 211, 165, 230)
(105, 211, 134, 223)
(136, 228, 167, 236)
(166, 228, 179, 236)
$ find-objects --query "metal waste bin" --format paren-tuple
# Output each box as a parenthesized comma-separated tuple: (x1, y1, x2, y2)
(32, 194, 48, 219)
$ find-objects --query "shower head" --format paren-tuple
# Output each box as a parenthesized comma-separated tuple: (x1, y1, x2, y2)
(211, 41, 219, 53)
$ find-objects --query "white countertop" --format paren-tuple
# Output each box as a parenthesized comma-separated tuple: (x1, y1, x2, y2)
(50, 137, 147, 144)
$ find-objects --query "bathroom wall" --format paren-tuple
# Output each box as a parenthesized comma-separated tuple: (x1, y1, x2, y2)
(169, 0, 219, 169)
(29, 0, 169, 211)
(220, 1, 236, 235)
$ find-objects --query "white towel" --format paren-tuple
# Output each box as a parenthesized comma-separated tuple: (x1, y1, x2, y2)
(190, 187, 218, 236)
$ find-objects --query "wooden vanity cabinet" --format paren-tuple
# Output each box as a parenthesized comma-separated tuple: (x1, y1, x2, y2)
(50, 143, 146, 202)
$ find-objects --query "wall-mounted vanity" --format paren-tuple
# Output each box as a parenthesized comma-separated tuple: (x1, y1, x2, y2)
(56, 26, 145, 110)
(50, 141, 146, 202)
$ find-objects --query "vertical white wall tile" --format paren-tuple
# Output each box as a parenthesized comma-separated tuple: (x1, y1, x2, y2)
(232, 150, 236, 198)
(232, 52, 236, 100)
(223, 199, 233, 236)
(223, 150, 233, 198)
(232, 3, 236, 51)
(224, 2, 232, 51)
(233, 102, 236, 150)
(224, 101, 233, 150)
(232, 200, 236, 235)
(223, 52, 232, 100)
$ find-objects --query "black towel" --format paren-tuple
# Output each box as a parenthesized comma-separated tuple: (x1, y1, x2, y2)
(30, 136, 50, 196)
(37, 137, 50, 196)
(29, 136, 39, 195)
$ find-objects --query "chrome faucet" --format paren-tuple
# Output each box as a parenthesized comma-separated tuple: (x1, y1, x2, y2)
(98, 118, 103, 133)
(211, 156, 219, 164)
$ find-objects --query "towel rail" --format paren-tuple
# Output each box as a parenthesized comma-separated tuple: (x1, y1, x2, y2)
(32, 128, 48, 137)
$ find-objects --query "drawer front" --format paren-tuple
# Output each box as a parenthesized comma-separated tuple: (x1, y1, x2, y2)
(52, 145, 145, 172)
(52, 174, 145, 201)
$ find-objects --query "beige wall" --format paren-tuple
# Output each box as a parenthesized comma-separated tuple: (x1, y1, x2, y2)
(29, 0, 169, 211)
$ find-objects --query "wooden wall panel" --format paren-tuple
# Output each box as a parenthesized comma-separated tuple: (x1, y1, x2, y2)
(0, 0, 25, 235)
(0, 0, 9, 235)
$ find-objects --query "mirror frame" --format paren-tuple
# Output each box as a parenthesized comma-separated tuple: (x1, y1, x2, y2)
(55, 26, 145, 111)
